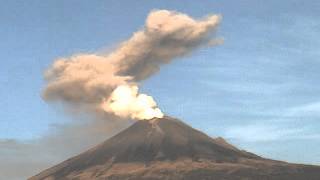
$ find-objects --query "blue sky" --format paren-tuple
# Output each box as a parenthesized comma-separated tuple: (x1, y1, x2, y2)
(1, 0, 320, 165)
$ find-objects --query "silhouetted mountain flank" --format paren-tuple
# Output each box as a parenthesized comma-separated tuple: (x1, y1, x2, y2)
(30, 116, 320, 180)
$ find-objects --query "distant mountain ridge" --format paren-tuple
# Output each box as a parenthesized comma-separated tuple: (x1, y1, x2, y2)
(30, 116, 320, 180)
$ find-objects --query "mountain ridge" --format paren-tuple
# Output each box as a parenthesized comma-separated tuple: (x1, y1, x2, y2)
(29, 116, 320, 180)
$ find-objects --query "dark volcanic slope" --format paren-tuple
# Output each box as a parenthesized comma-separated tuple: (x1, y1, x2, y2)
(30, 116, 320, 180)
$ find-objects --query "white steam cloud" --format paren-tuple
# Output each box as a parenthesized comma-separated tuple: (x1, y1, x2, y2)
(43, 10, 221, 120)
(102, 85, 163, 119)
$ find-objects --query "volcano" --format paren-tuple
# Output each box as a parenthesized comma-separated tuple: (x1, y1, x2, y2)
(30, 116, 320, 180)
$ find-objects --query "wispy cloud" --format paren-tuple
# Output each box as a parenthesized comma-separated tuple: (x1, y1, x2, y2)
(224, 123, 319, 142)
(285, 101, 320, 118)
(0, 118, 131, 180)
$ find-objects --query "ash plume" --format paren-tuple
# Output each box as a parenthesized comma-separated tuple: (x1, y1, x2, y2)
(43, 10, 222, 120)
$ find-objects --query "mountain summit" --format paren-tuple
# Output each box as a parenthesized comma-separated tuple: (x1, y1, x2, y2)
(30, 116, 320, 180)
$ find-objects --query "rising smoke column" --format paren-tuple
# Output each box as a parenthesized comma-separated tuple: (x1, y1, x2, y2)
(43, 10, 222, 120)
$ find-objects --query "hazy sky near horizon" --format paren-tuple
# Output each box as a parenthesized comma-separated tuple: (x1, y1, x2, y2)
(1, 0, 320, 168)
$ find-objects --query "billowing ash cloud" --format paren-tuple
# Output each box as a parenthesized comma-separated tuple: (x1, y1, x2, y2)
(0, 10, 222, 180)
(43, 10, 221, 120)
